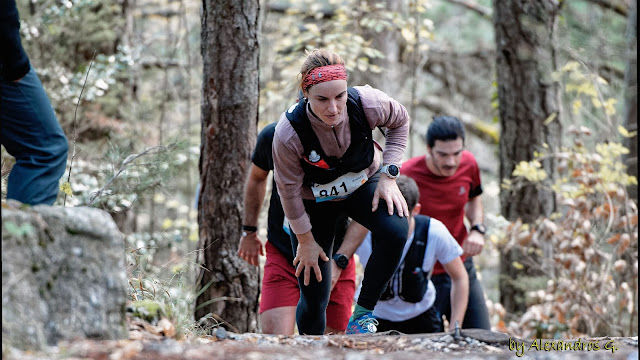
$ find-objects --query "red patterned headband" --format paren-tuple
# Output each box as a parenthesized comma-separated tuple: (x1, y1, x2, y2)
(302, 64, 347, 91)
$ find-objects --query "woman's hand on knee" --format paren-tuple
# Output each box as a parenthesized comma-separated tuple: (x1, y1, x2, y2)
(372, 176, 409, 217)
(293, 232, 329, 286)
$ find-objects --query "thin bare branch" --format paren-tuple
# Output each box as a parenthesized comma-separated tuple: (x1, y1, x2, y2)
(418, 95, 499, 144)
(446, 0, 492, 20)
(584, 0, 629, 17)
(266, 3, 335, 17)
(87, 144, 173, 205)
(136, 9, 181, 18)
(64, 51, 95, 207)
(139, 60, 185, 69)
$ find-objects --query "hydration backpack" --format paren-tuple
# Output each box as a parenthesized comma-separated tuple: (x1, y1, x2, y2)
(285, 87, 374, 186)
(380, 215, 432, 303)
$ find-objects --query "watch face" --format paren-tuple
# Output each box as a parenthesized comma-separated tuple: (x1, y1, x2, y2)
(473, 224, 486, 234)
(388, 165, 399, 176)
(334, 254, 349, 269)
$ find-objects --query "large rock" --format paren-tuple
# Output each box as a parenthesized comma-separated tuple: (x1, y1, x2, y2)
(2, 202, 128, 350)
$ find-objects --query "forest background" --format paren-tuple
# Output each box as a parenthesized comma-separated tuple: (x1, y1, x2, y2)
(1, 0, 637, 340)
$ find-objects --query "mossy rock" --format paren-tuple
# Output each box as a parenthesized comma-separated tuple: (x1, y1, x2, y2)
(127, 300, 173, 324)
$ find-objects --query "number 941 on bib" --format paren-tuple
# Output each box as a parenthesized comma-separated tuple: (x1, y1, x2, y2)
(311, 170, 368, 202)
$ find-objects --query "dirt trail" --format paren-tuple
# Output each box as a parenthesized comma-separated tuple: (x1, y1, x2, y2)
(5, 329, 637, 359)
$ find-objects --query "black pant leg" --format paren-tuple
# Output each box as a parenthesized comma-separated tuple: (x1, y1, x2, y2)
(290, 200, 342, 335)
(344, 174, 409, 310)
(432, 257, 491, 330)
(463, 258, 491, 329)
(376, 307, 444, 334)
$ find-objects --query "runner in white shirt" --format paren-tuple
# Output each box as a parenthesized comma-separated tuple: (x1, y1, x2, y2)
(355, 175, 469, 333)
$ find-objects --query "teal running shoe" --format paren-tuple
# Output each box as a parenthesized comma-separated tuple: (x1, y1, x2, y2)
(345, 313, 379, 334)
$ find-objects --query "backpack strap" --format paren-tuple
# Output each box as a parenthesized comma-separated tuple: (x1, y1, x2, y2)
(285, 97, 327, 164)
(423, 217, 436, 283)
(403, 215, 431, 274)
(345, 87, 386, 138)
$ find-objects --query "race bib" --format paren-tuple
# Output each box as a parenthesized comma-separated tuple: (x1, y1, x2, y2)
(311, 170, 368, 202)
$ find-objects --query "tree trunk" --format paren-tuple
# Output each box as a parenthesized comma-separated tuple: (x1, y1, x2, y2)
(196, 0, 260, 333)
(352, 0, 404, 96)
(623, 0, 637, 199)
(348, 0, 408, 152)
(493, 0, 562, 315)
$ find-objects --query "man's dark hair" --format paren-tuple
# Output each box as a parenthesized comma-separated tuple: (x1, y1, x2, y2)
(426, 115, 465, 148)
(396, 175, 420, 210)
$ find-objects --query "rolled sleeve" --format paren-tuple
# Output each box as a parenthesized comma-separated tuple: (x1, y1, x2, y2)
(272, 118, 312, 235)
(355, 85, 410, 165)
(287, 213, 312, 235)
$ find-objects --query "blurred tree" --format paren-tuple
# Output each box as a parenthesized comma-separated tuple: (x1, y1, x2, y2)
(195, 0, 260, 333)
(622, 0, 637, 198)
(348, 0, 404, 94)
(493, 0, 563, 315)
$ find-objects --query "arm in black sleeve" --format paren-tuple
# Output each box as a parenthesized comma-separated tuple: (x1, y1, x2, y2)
(0, 0, 31, 82)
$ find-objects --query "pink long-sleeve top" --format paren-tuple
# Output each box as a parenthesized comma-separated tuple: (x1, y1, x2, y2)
(272, 85, 410, 235)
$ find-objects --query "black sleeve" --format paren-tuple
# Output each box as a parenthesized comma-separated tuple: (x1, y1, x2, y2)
(0, 0, 31, 81)
(251, 122, 277, 172)
(469, 184, 483, 198)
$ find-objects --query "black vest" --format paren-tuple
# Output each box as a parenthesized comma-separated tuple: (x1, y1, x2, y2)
(285, 87, 374, 186)
(381, 215, 432, 303)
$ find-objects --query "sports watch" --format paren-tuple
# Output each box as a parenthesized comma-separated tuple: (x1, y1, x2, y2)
(242, 225, 257, 237)
(381, 164, 400, 179)
(333, 254, 349, 270)
(470, 224, 487, 235)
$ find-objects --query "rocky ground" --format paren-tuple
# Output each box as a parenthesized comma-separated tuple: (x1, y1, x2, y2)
(5, 326, 637, 360)
(2, 201, 637, 359)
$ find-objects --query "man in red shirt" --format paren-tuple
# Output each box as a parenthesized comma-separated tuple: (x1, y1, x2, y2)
(402, 115, 490, 330)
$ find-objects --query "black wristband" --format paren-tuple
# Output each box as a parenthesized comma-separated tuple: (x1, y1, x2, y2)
(242, 225, 257, 232)
(470, 224, 486, 235)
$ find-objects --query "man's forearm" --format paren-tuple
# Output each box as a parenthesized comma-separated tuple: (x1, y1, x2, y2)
(449, 278, 469, 330)
(243, 169, 268, 226)
(335, 221, 369, 257)
(466, 195, 484, 226)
